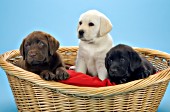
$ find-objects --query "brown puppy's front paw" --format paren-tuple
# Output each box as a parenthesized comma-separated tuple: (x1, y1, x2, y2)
(55, 67, 69, 80)
(40, 70, 56, 81)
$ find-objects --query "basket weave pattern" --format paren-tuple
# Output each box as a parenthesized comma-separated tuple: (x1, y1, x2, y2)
(0, 47, 170, 112)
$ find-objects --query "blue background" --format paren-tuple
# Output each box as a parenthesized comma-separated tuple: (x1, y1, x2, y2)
(0, 0, 170, 112)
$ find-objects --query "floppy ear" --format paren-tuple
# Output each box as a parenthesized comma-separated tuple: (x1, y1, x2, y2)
(19, 38, 26, 60)
(129, 51, 142, 72)
(46, 34, 60, 56)
(99, 15, 112, 37)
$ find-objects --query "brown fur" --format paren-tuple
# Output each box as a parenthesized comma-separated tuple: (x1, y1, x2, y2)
(15, 31, 69, 81)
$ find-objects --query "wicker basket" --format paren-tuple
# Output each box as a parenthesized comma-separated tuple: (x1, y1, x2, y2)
(0, 46, 170, 112)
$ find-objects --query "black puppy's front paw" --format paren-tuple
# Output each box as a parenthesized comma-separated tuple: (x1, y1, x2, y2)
(139, 70, 151, 79)
(118, 78, 128, 84)
(55, 67, 69, 80)
(40, 70, 56, 80)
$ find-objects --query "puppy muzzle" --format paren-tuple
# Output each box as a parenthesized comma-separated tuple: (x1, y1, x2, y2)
(27, 51, 47, 65)
(28, 58, 47, 66)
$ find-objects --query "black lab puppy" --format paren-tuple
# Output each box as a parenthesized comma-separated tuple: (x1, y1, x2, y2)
(105, 44, 156, 84)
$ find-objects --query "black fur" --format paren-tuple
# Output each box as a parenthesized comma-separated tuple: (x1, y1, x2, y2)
(105, 44, 156, 84)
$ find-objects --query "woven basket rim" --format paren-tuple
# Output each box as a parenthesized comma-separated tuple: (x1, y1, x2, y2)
(0, 46, 170, 98)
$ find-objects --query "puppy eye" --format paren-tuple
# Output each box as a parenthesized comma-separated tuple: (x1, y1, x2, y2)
(120, 58, 125, 63)
(79, 21, 82, 25)
(25, 43, 31, 48)
(25, 44, 30, 48)
(89, 22, 94, 26)
(108, 59, 113, 64)
(38, 41, 44, 47)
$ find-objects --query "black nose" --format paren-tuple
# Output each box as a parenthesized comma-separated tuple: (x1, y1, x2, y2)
(110, 68, 118, 73)
(79, 30, 84, 36)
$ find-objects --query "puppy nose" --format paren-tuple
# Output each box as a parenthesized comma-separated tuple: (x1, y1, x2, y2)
(28, 51, 36, 57)
(79, 30, 84, 36)
(110, 68, 118, 72)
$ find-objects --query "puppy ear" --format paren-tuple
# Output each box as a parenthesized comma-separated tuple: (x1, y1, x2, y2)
(129, 51, 142, 72)
(99, 15, 112, 37)
(46, 34, 60, 56)
(19, 38, 26, 60)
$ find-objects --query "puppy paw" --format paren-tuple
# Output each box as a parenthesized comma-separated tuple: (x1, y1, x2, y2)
(40, 70, 56, 81)
(139, 70, 151, 79)
(55, 67, 69, 80)
(119, 78, 128, 84)
(69, 66, 76, 70)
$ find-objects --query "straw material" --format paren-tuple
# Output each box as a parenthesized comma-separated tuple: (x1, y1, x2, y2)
(0, 46, 170, 112)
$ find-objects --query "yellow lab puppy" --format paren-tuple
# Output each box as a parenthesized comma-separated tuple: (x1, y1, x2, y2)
(76, 10, 113, 80)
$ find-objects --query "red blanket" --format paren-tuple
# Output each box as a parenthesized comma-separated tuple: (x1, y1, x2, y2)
(59, 70, 116, 87)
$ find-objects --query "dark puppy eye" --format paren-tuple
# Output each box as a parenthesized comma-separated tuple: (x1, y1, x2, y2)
(108, 58, 113, 65)
(120, 58, 125, 63)
(110, 59, 113, 62)
(25, 42, 31, 49)
(38, 41, 44, 47)
(89, 22, 94, 26)
(79, 21, 82, 25)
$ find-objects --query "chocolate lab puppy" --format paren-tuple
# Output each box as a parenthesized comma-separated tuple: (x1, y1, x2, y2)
(15, 31, 69, 81)
(105, 44, 156, 84)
